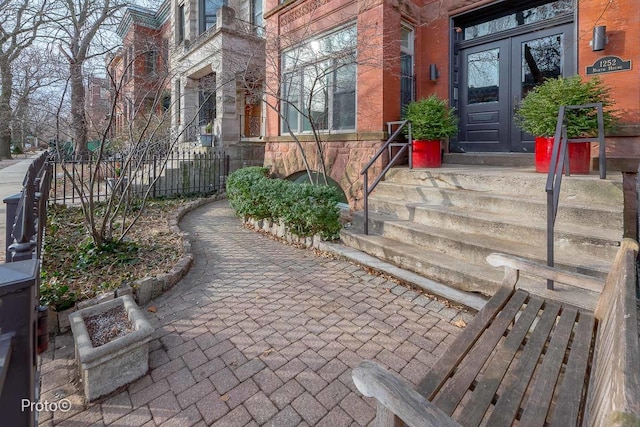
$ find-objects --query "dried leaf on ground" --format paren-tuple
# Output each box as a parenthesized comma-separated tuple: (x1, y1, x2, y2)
(453, 318, 467, 328)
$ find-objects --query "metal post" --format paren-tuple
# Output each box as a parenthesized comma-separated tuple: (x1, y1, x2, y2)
(0, 259, 39, 427)
(363, 172, 369, 235)
(546, 190, 554, 290)
(597, 103, 606, 179)
(4, 193, 21, 261)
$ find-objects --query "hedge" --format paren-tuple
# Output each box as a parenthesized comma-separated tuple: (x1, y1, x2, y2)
(226, 167, 342, 240)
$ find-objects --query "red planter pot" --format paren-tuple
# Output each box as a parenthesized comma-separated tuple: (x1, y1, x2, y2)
(412, 140, 442, 168)
(534, 136, 591, 174)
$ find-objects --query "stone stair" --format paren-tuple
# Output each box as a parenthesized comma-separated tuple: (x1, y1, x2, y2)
(341, 166, 624, 308)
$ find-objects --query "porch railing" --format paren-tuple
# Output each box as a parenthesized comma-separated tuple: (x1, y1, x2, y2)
(546, 103, 606, 290)
(0, 151, 52, 427)
(361, 121, 412, 235)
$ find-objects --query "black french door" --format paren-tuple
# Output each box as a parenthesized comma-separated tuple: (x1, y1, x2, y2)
(455, 24, 574, 153)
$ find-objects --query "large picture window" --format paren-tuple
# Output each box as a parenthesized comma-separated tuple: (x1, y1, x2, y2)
(281, 26, 356, 134)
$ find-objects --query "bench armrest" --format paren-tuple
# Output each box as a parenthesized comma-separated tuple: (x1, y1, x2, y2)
(486, 253, 604, 293)
(352, 360, 461, 427)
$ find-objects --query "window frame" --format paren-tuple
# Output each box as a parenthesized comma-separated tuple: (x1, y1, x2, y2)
(280, 25, 357, 135)
(400, 22, 415, 113)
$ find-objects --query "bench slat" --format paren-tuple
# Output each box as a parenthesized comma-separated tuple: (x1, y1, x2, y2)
(418, 285, 515, 400)
(456, 295, 545, 426)
(550, 311, 596, 426)
(485, 300, 561, 426)
(432, 290, 529, 415)
(517, 306, 578, 426)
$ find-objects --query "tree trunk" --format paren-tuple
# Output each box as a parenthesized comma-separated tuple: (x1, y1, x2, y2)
(0, 63, 14, 159)
(70, 62, 88, 158)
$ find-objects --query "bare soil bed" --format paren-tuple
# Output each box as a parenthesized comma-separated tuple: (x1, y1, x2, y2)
(41, 198, 191, 309)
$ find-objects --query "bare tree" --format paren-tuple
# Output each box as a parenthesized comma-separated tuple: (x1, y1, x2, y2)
(11, 45, 65, 150)
(0, 0, 48, 158)
(52, 38, 233, 247)
(50, 0, 125, 157)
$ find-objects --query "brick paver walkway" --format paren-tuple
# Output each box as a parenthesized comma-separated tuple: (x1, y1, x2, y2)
(39, 200, 472, 426)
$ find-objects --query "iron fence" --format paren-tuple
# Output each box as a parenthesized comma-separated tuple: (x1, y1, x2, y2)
(0, 151, 52, 427)
(50, 150, 229, 205)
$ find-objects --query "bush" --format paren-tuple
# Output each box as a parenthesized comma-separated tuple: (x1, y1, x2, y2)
(226, 168, 342, 240)
(516, 76, 618, 138)
(404, 95, 458, 141)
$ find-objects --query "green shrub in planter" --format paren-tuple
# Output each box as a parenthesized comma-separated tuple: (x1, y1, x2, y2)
(404, 95, 458, 140)
(516, 76, 618, 138)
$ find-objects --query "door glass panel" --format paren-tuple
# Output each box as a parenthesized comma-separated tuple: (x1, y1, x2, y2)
(521, 34, 563, 98)
(467, 48, 500, 104)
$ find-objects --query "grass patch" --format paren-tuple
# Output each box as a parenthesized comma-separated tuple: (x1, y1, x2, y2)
(41, 198, 191, 310)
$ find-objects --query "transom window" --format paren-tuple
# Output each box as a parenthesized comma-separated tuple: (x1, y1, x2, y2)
(281, 26, 357, 134)
(462, 0, 574, 40)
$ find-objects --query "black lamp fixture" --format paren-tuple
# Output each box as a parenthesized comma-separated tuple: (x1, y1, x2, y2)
(429, 64, 439, 81)
(591, 25, 608, 51)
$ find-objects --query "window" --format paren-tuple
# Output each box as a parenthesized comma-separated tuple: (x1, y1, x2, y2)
(462, 0, 574, 40)
(177, 4, 185, 43)
(252, 0, 264, 36)
(199, 74, 216, 125)
(175, 80, 181, 124)
(127, 46, 134, 80)
(200, 0, 225, 33)
(400, 24, 414, 114)
(123, 50, 128, 82)
(145, 50, 158, 75)
(281, 26, 357, 134)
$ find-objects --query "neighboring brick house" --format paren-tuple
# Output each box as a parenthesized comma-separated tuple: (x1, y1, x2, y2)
(85, 76, 111, 141)
(262, 0, 640, 209)
(108, 3, 172, 143)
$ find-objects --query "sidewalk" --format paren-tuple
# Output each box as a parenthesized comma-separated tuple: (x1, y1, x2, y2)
(0, 153, 43, 259)
(39, 200, 473, 426)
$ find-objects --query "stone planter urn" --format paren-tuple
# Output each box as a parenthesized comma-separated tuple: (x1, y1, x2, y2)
(69, 295, 153, 401)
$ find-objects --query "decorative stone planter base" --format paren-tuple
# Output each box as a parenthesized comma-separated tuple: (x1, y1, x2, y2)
(69, 295, 153, 401)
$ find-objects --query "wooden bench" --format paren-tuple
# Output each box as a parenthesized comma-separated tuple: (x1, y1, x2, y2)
(353, 238, 640, 426)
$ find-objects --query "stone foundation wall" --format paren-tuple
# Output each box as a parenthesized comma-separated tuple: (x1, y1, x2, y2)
(264, 138, 387, 210)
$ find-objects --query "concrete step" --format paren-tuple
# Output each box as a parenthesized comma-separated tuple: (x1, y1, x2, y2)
(340, 229, 600, 310)
(444, 153, 534, 167)
(350, 212, 611, 279)
(353, 204, 621, 261)
(369, 182, 623, 230)
(384, 167, 624, 207)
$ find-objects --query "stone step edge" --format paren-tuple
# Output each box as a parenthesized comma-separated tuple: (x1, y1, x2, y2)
(315, 240, 487, 311)
(359, 215, 613, 274)
(373, 181, 623, 213)
(354, 204, 621, 244)
(340, 230, 600, 311)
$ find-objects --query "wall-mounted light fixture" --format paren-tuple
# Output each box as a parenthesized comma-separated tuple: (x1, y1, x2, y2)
(591, 25, 608, 51)
(429, 64, 439, 82)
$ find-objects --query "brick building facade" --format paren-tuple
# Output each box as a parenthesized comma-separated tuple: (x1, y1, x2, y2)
(263, 0, 640, 209)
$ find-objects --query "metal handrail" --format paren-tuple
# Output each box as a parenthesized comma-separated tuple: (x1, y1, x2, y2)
(545, 103, 606, 290)
(361, 120, 412, 235)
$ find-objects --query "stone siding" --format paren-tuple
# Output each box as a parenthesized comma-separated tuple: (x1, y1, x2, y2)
(264, 139, 387, 210)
